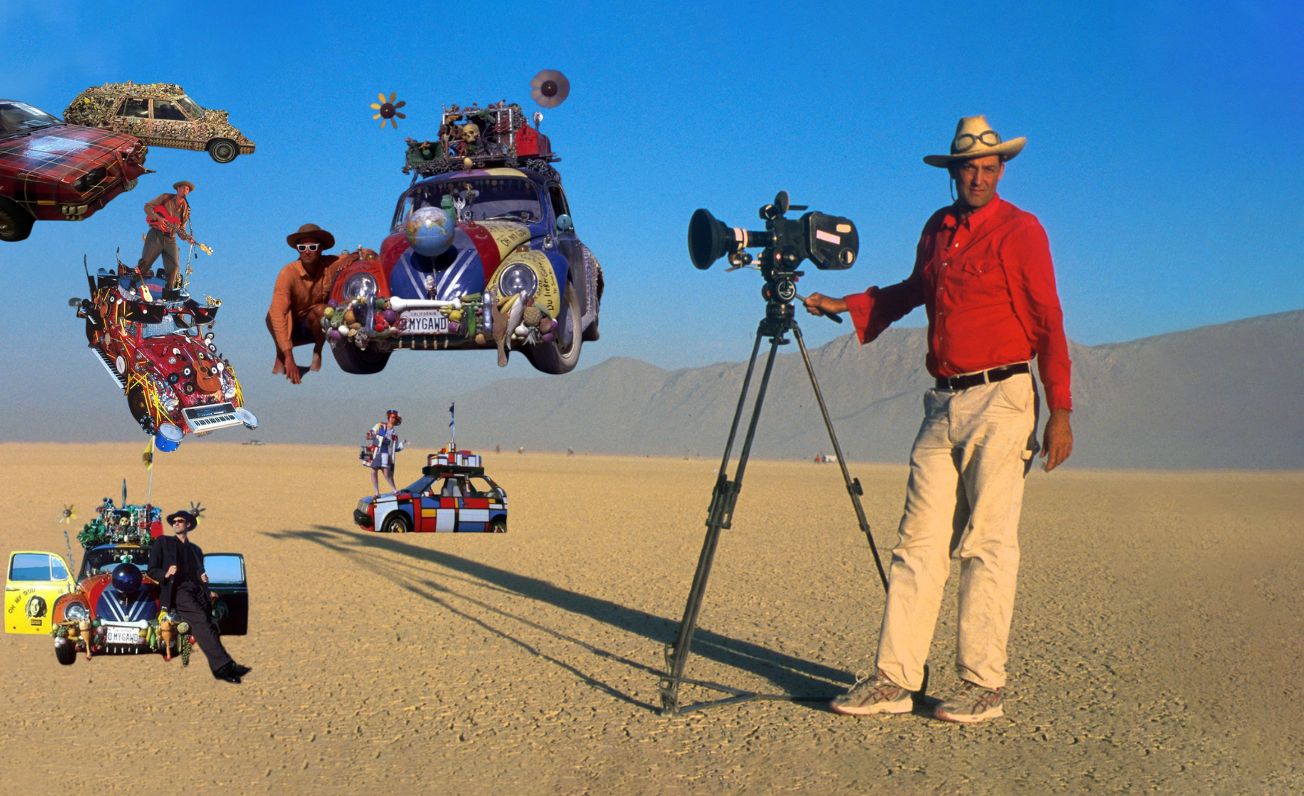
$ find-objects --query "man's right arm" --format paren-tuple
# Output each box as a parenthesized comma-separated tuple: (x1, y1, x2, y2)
(267, 267, 297, 356)
(146, 539, 167, 582)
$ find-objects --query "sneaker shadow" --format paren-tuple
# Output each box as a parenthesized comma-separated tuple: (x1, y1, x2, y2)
(267, 525, 860, 712)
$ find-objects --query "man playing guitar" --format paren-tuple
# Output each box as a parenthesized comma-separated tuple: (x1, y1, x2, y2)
(139, 180, 209, 297)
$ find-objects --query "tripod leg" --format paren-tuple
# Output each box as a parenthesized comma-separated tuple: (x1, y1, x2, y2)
(790, 323, 889, 589)
(661, 329, 783, 715)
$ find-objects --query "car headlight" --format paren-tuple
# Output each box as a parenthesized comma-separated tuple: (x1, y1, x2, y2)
(498, 263, 538, 298)
(344, 273, 377, 300)
(152, 376, 180, 412)
(74, 167, 107, 194)
(64, 603, 90, 622)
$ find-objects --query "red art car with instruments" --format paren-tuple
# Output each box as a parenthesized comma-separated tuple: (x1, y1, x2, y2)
(73, 262, 256, 450)
(0, 99, 149, 242)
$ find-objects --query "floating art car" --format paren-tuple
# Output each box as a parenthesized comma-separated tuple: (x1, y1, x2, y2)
(64, 82, 255, 164)
(2, 497, 248, 666)
(0, 98, 150, 242)
(354, 447, 508, 533)
(72, 263, 257, 449)
(325, 101, 602, 376)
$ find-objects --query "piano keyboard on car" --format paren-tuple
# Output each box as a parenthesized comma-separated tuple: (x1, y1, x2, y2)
(183, 404, 241, 433)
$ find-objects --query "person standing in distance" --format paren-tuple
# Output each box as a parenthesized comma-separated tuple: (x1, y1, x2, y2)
(804, 115, 1073, 723)
(147, 510, 251, 684)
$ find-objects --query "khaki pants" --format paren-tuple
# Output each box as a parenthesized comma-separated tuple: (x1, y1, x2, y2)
(875, 371, 1039, 691)
(138, 229, 180, 288)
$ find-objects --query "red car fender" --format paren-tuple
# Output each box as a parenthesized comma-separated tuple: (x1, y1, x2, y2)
(330, 242, 395, 305)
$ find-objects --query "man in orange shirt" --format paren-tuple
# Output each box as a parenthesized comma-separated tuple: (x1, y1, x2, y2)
(265, 223, 346, 384)
(805, 116, 1073, 723)
(140, 180, 194, 294)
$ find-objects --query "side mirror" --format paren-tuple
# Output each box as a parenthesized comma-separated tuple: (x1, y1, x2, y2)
(555, 214, 574, 233)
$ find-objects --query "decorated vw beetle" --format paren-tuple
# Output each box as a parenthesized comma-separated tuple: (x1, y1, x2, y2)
(73, 262, 257, 449)
(326, 101, 602, 375)
(354, 447, 508, 533)
(2, 497, 248, 665)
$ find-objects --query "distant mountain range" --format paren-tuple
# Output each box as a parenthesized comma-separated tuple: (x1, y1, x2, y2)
(398, 309, 1303, 470)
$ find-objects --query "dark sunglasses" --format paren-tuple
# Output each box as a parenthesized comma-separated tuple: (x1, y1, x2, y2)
(953, 129, 1001, 152)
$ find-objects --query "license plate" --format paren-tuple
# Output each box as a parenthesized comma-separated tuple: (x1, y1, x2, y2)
(398, 310, 449, 335)
(106, 626, 141, 645)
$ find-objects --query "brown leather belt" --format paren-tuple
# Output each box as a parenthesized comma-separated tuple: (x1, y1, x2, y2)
(935, 362, 1030, 391)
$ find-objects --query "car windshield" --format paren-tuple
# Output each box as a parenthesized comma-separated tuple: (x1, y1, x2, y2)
(141, 315, 198, 338)
(396, 177, 542, 228)
(0, 101, 61, 135)
(82, 547, 150, 577)
(175, 95, 204, 118)
(402, 475, 436, 495)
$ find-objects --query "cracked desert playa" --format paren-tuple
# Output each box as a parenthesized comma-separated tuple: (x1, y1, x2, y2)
(1, 443, 1300, 793)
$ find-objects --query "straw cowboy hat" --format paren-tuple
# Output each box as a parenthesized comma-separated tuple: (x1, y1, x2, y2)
(173, 180, 195, 192)
(286, 223, 335, 250)
(923, 115, 1026, 167)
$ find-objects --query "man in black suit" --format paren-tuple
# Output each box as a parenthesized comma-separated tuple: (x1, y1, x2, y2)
(147, 510, 251, 684)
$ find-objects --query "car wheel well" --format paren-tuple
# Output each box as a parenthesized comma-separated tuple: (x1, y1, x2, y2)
(0, 197, 36, 243)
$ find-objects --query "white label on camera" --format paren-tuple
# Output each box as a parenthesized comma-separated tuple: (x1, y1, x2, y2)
(815, 230, 841, 244)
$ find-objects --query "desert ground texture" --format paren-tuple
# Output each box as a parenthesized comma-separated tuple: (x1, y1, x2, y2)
(1, 443, 1300, 794)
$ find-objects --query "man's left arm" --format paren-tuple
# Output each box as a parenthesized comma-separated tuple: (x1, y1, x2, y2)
(196, 543, 208, 584)
(1006, 218, 1073, 471)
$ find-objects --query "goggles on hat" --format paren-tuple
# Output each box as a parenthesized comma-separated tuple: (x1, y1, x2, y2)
(953, 129, 1002, 153)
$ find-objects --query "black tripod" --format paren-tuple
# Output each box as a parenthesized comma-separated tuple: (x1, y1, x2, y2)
(658, 273, 906, 715)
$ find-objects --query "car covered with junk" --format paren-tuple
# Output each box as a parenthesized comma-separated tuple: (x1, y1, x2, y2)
(0, 98, 150, 242)
(354, 447, 508, 533)
(73, 261, 257, 450)
(325, 101, 602, 376)
(2, 496, 248, 666)
(63, 81, 255, 164)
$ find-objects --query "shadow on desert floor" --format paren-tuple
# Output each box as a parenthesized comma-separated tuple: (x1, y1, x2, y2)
(266, 524, 861, 713)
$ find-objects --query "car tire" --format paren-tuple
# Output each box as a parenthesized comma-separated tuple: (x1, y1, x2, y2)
(126, 385, 155, 433)
(207, 139, 239, 164)
(381, 513, 411, 534)
(0, 198, 35, 243)
(522, 281, 582, 375)
(55, 642, 77, 666)
(331, 342, 391, 374)
(490, 518, 506, 534)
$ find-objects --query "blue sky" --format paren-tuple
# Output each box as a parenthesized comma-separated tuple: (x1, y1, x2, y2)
(1, 0, 1300, 442)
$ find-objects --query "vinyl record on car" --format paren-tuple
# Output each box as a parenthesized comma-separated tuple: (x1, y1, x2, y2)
(530, 69, 570, 108)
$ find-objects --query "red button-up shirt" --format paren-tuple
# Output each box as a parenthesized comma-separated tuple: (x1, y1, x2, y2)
(843, 195, 1072, 411)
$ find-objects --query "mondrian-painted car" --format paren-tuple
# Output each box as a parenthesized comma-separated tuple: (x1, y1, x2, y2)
(63, 82, 255, 164)
(73, 263, 257, 449)
(0, 99, 150, 242)
(3, 499, 248, 666)
(326, 101, 602, 376)
(354, 449, 508, 533)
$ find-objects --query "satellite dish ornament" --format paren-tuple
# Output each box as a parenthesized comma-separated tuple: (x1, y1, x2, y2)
(371, 91, 407, 129)
(530, 70, 570, 109)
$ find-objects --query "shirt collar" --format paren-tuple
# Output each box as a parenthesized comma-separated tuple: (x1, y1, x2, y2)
(942, 193, 1003, 231)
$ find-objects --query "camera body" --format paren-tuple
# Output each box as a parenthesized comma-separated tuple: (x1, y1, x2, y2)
(688, 191, 858, 274)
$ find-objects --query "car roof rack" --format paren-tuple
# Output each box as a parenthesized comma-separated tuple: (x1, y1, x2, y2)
(403, 101, 560, 178)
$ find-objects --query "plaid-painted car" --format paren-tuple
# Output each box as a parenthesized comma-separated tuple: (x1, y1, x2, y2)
(354, 449, 508, 533)
(326, 102, 602, 376)
(73, 264, 257, 447)
(0, 99, 149, 242)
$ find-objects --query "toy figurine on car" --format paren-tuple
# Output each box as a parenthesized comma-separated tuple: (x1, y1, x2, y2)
(2, 492, 248, 666)
(64, 82, 255, 163)
(0, 98, 150, 242)
(325, 82, 602, 376)
(354, 446, 508, 533)
(72, 259, 257, 450)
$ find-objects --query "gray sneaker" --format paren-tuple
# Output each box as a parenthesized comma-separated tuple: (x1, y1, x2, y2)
(934, 680, 1004, 723)
(830, 671, 912, 716)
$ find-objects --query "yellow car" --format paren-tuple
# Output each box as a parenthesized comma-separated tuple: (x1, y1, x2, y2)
(4, 551, 76, 635)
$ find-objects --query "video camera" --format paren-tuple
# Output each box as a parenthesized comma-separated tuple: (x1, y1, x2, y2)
(688, 191, 858, 273)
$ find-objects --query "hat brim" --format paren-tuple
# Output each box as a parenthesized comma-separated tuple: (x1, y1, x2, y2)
(165, 511, 196, 529)
(287, 229, 335, 249)
(924, 137, 1026, 167)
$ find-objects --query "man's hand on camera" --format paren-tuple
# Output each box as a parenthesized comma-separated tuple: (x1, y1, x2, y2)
(803, 293, 847, 317)
(1041, 409, 1073, 472)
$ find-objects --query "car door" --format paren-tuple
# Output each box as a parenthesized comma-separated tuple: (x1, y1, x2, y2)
(5, 551, 75, 634)
(149, 98, 193, 145)
(547, 183, 593, 322)
(203, 552, 248, 635)
(460, 477, 497, 532)
(113, 97, 150, 138)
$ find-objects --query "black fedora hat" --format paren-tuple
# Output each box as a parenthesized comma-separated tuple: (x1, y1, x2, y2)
(166, 510, 197, 530)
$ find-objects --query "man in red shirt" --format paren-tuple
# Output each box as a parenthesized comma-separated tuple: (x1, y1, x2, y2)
(804, 115, 1073, 723)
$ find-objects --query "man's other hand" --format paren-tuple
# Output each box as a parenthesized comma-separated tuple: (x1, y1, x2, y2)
(165, 564, 177, 578)
(284, 358, 302, 385)
(1041, 409, 1073, 472)
(803, 292, 847, 317)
